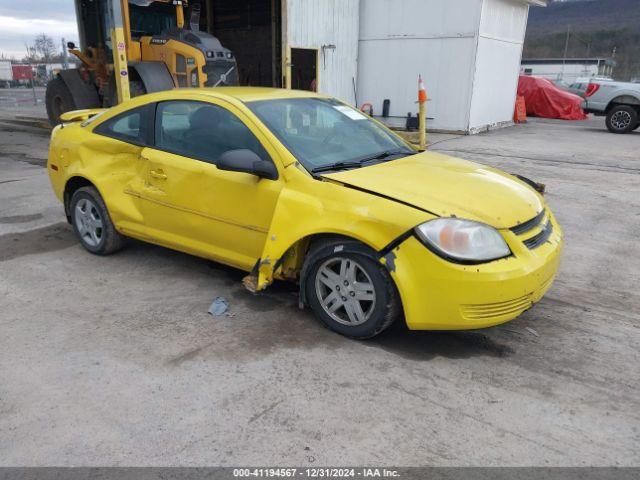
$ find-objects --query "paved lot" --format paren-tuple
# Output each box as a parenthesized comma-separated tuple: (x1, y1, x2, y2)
(0, 89, 639, 466)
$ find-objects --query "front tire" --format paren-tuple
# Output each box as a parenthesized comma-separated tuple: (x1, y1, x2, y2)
(605, 105, 638, 134)
(304, 240, 400, 339)
(70, 187, 125, 255)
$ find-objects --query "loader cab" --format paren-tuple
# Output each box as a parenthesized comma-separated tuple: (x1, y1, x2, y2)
(47, 0, 237, 125)
(128, 1, 177, 39)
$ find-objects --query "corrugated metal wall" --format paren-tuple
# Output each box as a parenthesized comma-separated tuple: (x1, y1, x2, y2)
(286, 0, 360, 104)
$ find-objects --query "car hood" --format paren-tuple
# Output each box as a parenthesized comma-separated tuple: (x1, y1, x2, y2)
(321, 151, 543, 229)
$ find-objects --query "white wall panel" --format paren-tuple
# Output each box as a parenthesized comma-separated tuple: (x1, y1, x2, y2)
(469, 36, 524, 131)
(357, 36, 478, 131)
(480, 0, 528, 43)
(357, 0, 484, 131)
(359, 0, 482, 39)
(287, 0, 360, 104)
(468, 0, 530, 131)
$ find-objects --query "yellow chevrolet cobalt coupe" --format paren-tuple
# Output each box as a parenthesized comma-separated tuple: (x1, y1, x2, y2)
(48, 88, 562, 339)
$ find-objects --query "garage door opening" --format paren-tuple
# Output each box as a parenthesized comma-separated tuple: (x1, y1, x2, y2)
(291, 48, 318, 91)
(205, 0, 282, 87)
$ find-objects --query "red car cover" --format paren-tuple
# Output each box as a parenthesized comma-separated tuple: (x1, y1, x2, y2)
(517, 75, 587, 120)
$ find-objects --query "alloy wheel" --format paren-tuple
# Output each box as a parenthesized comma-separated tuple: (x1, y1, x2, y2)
(315, 257, 376, 326)
(611, 110, 632, 130)
(74, 198, 103, 247)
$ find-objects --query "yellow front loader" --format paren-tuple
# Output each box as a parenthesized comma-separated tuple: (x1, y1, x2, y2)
(46, 0, 238, 125)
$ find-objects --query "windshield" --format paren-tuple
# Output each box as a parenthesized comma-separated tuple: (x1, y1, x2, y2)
(248, 98, 413, 172)
(129, 2, 176, 38)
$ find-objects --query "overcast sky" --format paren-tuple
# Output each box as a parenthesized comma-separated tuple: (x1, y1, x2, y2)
(0, 0, 79, 59)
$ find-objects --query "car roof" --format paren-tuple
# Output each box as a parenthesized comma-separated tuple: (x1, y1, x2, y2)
(90, 87, 334, 126)
(168, 87, 328, 103)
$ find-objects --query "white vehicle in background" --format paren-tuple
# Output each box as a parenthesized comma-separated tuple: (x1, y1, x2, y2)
(567, 76, 613, 98)
(582, 80, 640, 134)
(0, 60, 12, 88)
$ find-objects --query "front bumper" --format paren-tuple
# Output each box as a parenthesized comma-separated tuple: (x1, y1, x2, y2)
(386, 211, 563, 330)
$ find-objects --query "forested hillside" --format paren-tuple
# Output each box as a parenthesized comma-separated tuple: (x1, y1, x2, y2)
(523, 0, 640, 80)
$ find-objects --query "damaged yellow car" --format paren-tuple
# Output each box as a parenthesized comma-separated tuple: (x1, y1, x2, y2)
(48, 88, 563, 339)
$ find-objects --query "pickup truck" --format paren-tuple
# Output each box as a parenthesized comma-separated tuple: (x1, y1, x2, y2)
(582, 80, 640, 134)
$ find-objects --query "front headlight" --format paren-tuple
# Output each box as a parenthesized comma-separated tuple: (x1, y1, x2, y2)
(415, 218, 511, 263)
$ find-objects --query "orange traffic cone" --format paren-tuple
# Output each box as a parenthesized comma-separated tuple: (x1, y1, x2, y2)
(418, 75, 427, 103)
(514, 95, 527, 123)
(418, 75, 427, 149)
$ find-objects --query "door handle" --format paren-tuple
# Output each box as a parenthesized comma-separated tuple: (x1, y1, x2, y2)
(149, 169, 167, 180)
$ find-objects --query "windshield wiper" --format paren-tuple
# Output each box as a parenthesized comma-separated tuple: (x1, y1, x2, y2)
(311, 149, 415, 174)
(356, 149, 415, 164)
(311, 161, 365, 174)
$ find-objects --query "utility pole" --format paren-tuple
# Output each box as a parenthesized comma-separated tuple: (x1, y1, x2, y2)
(24, 43, 37, 106)
(61, 38, 68, 70)
(561, 24, 570, 81)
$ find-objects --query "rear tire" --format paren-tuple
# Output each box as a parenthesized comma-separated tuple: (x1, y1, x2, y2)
(605, 105, 638, 134)
(303, 239, 400, 339)
(46, 77, 76, 126)
(70, 186, 125, 255)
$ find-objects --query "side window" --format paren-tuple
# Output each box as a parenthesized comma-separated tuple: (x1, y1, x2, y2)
(94, 105, 151, 145)
(154, 100, 269, 164)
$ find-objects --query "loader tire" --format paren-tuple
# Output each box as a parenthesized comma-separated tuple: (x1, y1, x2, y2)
(46, 77, 76, 126)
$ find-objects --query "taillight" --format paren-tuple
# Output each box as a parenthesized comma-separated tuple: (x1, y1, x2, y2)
(585, 83, 600, 97)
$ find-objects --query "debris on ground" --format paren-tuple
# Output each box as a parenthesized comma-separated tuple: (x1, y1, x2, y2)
(208, 296, 229, 316)
(526, 326, 540, 337)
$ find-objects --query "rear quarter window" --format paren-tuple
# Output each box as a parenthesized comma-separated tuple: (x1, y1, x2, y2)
(94, 104, 154, 146)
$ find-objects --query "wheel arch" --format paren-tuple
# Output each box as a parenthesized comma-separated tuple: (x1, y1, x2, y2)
(272, 232, 402, 311)
(129, 62, 175, 94)
(606, 95, 640, 113)
(63, 175, 100, 223)
(56, 69, 101, 109)
(273, 231, 382, 281)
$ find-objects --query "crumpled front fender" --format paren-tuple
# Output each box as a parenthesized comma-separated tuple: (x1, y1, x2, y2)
(248, 169, 431, 292)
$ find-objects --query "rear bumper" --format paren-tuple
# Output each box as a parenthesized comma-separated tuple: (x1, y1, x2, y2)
(387, 212, 563, 330)
(581, 99, 605, 115)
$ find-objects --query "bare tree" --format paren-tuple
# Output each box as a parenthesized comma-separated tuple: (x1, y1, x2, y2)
(34, 33, 56, 63)
(24, 43, 38, 63)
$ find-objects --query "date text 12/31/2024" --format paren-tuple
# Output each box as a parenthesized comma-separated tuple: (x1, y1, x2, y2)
(233, 468, 400, 478)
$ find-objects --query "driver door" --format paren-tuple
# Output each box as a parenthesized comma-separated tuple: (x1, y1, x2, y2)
(140, 99, 284, 270)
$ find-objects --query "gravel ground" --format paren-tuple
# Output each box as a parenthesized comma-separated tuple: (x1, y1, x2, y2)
(0, 90, 638, 466)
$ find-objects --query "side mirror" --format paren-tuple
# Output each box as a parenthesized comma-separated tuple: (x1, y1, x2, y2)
(217, 149, 278, 180)
(67, 41, 76, 50)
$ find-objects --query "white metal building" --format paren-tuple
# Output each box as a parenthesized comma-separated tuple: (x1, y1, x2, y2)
(355, 0, 545, 133)
(192, 0, 543, 134)
(285, 0, 360, 104)
(520, 58, 616, 84)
